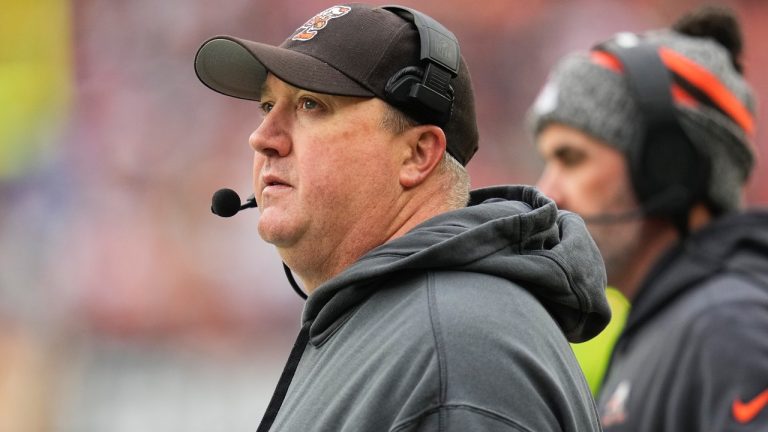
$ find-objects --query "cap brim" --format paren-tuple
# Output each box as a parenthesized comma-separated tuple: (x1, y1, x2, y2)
(194, 36, 374, 101)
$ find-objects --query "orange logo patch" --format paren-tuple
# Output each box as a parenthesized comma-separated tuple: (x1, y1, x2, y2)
(292, 6, 351, 41)
(732, 388, 768, 424)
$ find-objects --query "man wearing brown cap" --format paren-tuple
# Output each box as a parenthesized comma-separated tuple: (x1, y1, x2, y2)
(530, 6, 768, 431)
(195, 4, 608, 432)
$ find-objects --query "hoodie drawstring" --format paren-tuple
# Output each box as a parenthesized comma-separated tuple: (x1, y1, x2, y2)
(256, 321, 311, 432)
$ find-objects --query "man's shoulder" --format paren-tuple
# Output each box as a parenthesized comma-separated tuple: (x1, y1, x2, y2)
(686, 273, 768, 347)
(631, 271, 768, 369)
(350, 270, 598, 431)
(414, 271, 545, 327)
(676, 271, 768, 322)
(361, 269, 571, 353)
(425, 271, 599, 429)
(424, 271, 571, 355)
(366, 269, 566, 347)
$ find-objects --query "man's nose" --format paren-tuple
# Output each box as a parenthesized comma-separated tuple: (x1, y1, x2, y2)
(249, 110, 291, 158)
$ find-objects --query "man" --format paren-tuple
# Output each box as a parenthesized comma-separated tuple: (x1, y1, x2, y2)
(195, 4, 609, 431)
(529, 6, 768, 431)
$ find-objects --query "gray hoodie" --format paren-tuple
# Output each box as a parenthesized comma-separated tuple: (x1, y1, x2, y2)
(261, 185, 610, 432)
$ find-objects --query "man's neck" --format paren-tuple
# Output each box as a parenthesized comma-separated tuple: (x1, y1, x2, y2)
(614, 221, 678, 301)
(288, 181, 456, 294)
(615, 204, 713, 302)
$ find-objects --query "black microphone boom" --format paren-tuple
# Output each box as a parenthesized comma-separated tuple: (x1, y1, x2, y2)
(580, 188, 685, 224)
(211, 188, 257, 217)
(210, 187, 307, 299)
(581, 207, 647, 224)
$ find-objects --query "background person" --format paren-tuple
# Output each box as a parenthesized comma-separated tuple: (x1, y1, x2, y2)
(529, 5, 768, 431)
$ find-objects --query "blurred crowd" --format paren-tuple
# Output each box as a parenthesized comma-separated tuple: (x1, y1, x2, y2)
(1, 0, 767, 430)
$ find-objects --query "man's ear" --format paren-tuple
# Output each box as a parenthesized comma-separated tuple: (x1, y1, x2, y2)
(399, 125, 447, 189)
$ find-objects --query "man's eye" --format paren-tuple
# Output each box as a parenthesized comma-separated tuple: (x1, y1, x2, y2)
(300, 98, 319, 110)
(555, 147, 586, 167)
(260, 102, 274, 114)
(562, 153, 584, 167)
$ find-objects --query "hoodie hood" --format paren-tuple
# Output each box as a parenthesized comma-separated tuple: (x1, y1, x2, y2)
(624, 209, 768, 338)
(302, 185, 610, 344)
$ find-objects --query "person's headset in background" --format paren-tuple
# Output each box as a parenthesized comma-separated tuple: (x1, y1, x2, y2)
(591, 36, 709, 233)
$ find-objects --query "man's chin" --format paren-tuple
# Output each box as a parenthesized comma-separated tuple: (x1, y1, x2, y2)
(257, 219, 302, 249)
(258, 220, 286, 243)
(591, 222, 644, 284)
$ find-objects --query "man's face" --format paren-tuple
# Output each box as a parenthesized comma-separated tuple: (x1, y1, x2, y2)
(249, 74, 405, 284)
(535, 123, 645, 285)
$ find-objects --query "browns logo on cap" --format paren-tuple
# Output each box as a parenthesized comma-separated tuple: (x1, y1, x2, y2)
(292, 6, 351, 41)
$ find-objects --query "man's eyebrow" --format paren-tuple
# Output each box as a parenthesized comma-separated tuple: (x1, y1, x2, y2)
(551, 144, 587, 163)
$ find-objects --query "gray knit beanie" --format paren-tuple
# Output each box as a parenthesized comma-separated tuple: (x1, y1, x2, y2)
(528, 9, 756, 214)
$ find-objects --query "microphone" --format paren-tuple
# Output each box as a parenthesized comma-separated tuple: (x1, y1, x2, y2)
(581, 208, 647, 224)
(211, 188, 257, 217)
(580, 187, 688, 224)
(209, 188, 307, 300)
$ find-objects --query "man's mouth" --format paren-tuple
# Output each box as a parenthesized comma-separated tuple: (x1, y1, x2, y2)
(262, 174, 291, 191)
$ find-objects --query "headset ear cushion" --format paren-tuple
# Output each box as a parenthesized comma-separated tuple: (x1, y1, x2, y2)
(384, 66, 424, 104)
(634, 129, 708, 218)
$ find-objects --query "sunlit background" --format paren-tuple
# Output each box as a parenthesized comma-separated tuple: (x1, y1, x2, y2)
(2, 0, 766, 430)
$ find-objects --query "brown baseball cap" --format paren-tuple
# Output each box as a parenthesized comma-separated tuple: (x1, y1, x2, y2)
(194, 3, 479, 166)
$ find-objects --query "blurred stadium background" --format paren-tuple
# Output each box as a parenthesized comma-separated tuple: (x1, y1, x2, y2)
(2, 0, 766, 430)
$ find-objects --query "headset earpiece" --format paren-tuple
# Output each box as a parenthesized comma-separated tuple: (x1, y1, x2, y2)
(385, 66, 425, 104)
(595, 40, 709, 230)
(381, 5, 460, 126)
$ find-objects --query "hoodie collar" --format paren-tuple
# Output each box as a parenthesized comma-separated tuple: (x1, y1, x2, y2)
(301, 185, 610, 346)
(623, 209, 768, 337)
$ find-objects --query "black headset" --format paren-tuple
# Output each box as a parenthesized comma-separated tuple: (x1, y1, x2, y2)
(381, 5, 460, 127)
(594, 39, 709, 231)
